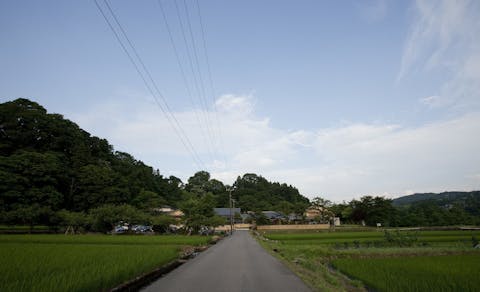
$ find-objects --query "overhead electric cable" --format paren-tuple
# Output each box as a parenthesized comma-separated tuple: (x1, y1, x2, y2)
(94, 0, 206, 170)
(157, 0, 217, 163)
(182, 0, 217, 143)
(173, 0, 219, 160)
(194, 0, 228, 166)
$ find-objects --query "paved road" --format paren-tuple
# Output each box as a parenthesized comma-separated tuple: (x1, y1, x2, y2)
(142, 230, 311, 292)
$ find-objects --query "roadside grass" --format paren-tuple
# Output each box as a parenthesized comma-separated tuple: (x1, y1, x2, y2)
(0, 234, 210, 292)
(257, 230, 480, 292)
(332, 254, 480, 292)
(258, 240, 365, 292)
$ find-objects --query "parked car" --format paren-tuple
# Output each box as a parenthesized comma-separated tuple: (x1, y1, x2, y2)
(131, 225, 153, 233)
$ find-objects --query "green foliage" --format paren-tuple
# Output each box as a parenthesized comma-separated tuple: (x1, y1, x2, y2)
(255, 212, 270, 225)
(0, 99, 183, 227)
(383, 230, 419, 247)
(57, 210, 87, 232)
(89, 204, 149, 233)
(232, 173, 310, 212)
(329, 193, 480, 227)
(151, 215, 175, 233)
(180, 193, 217, 233)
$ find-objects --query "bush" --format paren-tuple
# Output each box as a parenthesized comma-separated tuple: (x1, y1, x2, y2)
(384, 230, 419, 247)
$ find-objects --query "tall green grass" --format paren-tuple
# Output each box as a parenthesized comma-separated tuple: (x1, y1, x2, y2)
(0, 235, 210, 291)
(332, 254, 480, 292)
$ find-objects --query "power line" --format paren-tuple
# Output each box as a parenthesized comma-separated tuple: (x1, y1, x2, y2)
(173, 0, 219, 161)
(157, 0, 216, 163)
(194, 0, 228, 167)
(94, 0, 206, 170)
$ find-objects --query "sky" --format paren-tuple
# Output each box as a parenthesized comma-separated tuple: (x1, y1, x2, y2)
(1, 0, 479, 202)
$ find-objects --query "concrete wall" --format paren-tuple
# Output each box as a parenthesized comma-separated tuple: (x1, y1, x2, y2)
(214, 223, 330, 231)
(215, 224, 252, 231)
(257, 224, 330, 230)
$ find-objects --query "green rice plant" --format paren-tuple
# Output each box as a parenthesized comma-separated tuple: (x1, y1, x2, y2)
(258, 230, 480, 291)
(264, 230, 480, 246)
(0, 234, 210, 246)
(332, 254, 480, 292)
(0, 234, 211, 291)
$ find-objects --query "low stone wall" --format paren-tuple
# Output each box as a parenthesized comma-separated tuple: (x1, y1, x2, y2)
(215, 224, 252, 231)
(257, 224, 330, 230)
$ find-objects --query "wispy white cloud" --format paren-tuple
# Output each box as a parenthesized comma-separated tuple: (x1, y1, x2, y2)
(68, 92, 480, 202)
(419, 95, 441, 107)
(64, 1, 480, 202)
(398, 0, 480, 109)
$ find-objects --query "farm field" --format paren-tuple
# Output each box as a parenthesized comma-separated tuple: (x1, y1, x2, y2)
(0, 234, 211, 292)
(259, 229, 480, 292)
(333, 254, 480, 292)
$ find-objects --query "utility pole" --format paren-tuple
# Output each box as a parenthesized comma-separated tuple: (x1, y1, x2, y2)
(229, 187, 233, 234)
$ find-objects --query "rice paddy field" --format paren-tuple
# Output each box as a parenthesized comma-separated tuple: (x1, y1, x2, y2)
(259, 229, 480, 292)
(0, 234, 211, 292)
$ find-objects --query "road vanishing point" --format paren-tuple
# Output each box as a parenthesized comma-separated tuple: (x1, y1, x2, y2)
(142, 230, 311, 292)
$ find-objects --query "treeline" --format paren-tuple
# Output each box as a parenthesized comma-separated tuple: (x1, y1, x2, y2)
(0, 98, 309, 232)
(329, 193, 480, 227)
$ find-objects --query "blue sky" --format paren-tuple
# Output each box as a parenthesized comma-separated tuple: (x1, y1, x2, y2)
(1, 0, 479, 201)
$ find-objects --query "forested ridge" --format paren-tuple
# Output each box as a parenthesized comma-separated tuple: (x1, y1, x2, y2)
(0, 98, 309, 230)
(1, 98, 478, 231)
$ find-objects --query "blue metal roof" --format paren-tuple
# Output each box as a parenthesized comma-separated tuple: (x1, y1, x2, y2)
(214, 208, 241, 216)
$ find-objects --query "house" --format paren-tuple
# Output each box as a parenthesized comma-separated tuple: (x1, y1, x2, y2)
(153, 206, 184, 221)
(304, 207, 341, 225)
(168, 209, 184, 220)
(261, 211, 285, 224)
(304, 207, 334, 223)
(287, 213, 304, 223)
(152, 206, 174, 213)
(304, 207, 320, 220)
(214, 208, 241, 223)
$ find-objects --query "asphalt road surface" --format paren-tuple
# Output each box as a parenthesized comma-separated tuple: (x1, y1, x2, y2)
(142, 230, 311, 292)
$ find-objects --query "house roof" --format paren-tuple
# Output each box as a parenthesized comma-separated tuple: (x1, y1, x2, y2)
(262, 211, 285, 219)
(214, 208, 241, 216)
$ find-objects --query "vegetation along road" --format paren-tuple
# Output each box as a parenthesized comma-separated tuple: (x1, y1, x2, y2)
(143, 230, 311, 292)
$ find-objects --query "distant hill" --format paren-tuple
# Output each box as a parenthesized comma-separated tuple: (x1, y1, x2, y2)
(0, 98, 311, 228)
(392, 191, 480, 207)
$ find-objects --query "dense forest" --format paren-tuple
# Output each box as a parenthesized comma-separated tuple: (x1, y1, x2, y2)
(0, 98, 309, 231)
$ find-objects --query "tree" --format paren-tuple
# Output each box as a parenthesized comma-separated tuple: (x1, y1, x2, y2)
(185, 171, 210, 192)
(309, 197, 334, 223)
(180, 193, 217, 234)
(349, 196, 397, 226)
(151, 215, 175, 233)
(131, 190, 166, 211)
(89, 204, 148, 233)
(57, 210, 87, 234)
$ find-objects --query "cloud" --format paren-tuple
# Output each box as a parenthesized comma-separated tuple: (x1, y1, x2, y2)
(398, 0, 480, 109)
(68, 92, 480, 202)
(215, 93, 255, 116)
(419, 95, 441, 107)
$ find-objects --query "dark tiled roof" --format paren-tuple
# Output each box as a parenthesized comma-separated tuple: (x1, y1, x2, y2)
(262, 211, 285, 219)
(214, 208, 241, 216)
